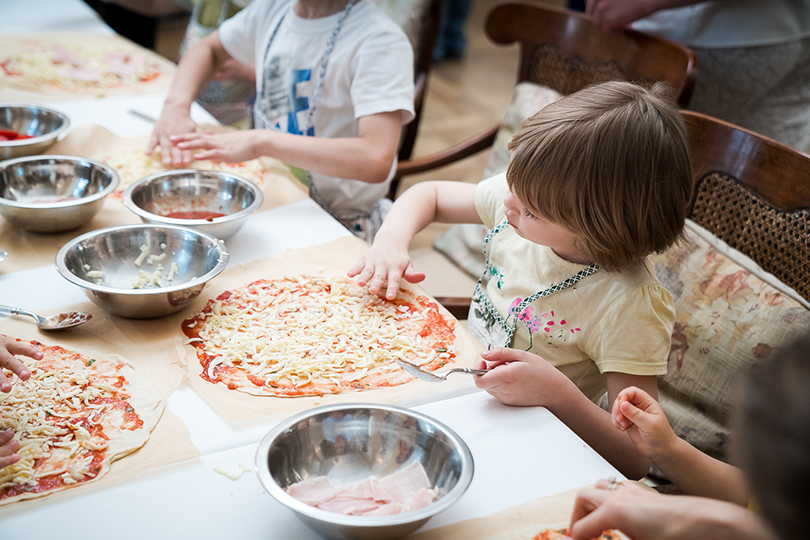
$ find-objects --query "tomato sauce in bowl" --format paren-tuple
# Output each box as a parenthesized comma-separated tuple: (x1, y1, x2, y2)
(163, 211, 226, 222)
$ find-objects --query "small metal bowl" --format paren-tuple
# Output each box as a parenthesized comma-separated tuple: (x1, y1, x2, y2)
(122, 169, 263, 241)
(0, 104, 71, 160)
(256, 403, 474, 540)
(0, 155, 119, 233)
(55, 224, 229, 319)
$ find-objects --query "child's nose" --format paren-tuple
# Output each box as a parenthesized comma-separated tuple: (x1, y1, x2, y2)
(503, 193, 516, 211)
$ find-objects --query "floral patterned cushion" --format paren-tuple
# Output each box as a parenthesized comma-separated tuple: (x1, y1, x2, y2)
(433, 82, 563, 278)
(651, 220, 810, 461)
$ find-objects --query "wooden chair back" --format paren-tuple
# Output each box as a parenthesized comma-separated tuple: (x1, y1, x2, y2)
(392, 0, 697, 198)
(486, 1, 696, 105)
(682, 110, 810, 303)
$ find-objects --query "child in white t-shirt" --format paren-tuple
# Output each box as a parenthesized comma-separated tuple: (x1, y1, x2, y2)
(148, 0, 415, 241)
(349, 81, 693, 479)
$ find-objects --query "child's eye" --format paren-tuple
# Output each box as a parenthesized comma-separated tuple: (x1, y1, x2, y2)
(523, 208, 537, 219)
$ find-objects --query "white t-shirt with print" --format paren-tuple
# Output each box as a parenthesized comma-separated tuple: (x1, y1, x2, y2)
(473, 173, 673, 403)
(219, 0, 415, 219)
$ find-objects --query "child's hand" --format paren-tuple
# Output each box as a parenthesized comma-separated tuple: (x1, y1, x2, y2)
(0, 336, 40, 393)
(348, 243, 425, 301)
(473, 347, 573, 407)
(612, 386, 677, 462)
(570, 480, 770, 540)
(0, 429, 20, 469)
(171, 130, 263, 164)
(146, 103, 201, 166)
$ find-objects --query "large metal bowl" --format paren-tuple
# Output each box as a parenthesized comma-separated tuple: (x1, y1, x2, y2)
(256, 403, 474, 540)
(0, 104, 71, 160)
(55, 224, 229, 319)
(122, 169, 263, 241)
(0, 155, 119, 232)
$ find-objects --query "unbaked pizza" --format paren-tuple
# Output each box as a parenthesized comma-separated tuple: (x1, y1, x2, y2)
(0, 338, 163, 505)
(182, 275, 457, 397)
(98, 148, 272, 197)
(0, 38, 164, 94)
(534, 528, 624, 540)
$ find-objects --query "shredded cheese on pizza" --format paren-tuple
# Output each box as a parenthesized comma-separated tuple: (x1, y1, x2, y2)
(182, 276, 457, 396)
(101, 149, 269, 195)
(0, 42, 162, 92)
(0, 344, 144, 502)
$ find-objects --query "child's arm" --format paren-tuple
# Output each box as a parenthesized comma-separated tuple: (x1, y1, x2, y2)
(170, 110, 404, 185)
(147, 30, 234, 165)
(474, 348, 654, 479)
(614, 386, 750, 505)
(586, 0, 714, 32)
(348, 181, 481, 300)
(569, 482, 775, 540)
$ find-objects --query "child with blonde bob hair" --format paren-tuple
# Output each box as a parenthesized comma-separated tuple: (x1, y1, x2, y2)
(349, 81, 692, 479)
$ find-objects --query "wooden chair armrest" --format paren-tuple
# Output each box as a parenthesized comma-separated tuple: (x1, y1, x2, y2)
(395, 124, 500, 177)
(435, 296, 473, 320)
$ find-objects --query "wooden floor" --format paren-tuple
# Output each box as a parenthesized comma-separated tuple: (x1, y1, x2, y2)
(155, 0, 565, 299)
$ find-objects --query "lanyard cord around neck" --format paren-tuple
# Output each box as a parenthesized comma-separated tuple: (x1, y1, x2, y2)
(260, 0, 357, 135)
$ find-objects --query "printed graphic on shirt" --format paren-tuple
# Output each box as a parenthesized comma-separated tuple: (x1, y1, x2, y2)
(258, 55, 315, 136)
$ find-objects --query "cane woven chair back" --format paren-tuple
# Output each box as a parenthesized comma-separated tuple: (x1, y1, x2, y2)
(683, 111, 810, 303)
(485, 1, 696, 105)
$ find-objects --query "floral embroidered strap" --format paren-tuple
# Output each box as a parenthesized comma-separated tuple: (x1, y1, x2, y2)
(471, 219, 599, 348)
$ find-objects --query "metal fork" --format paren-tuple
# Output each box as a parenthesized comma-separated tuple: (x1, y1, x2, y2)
(394, 357, 490, 383)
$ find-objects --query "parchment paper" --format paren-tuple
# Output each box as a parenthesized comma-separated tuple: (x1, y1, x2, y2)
(176, 235, 486, 428)
(409, 486, 584, 540)
(0, 32, 176, 101)
(0, 313, 201, 517)
(0, 124, 308, 273)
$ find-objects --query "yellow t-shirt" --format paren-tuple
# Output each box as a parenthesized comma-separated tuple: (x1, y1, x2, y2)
(473, 173, 673, 402)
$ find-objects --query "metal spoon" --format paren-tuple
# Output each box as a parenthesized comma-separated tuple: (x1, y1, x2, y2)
(0, 304, 92, 330)
(393, 357, 490, 383)
(0, 251, 7, 263)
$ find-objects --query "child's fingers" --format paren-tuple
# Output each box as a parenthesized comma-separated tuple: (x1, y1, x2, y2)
(384, 272, 401, 300)
(5, 340, 43, 363)
(611, 397, 631, 431)
(618, 399, 658, 432)
(618, 386, 658, 413)
(346, 260, 363, 278)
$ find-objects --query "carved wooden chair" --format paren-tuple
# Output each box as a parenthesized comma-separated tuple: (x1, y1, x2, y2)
(681, 110, 810, 304)
(389, 0, 697, 199)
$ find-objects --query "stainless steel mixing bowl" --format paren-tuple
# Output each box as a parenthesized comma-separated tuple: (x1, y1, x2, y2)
(0, 104, 71, 160)
(55, 223, 229, 319)
(256, 403, 474, 540)
(122, 169, 263, 240)
(0, 155, 119, 232)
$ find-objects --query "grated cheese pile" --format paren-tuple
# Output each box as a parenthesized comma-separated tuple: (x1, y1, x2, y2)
(0, 351, 131, 494)
(102, 149, 269, 194)
(1, 43, 162, 92)
(187, 276, 454, 389)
